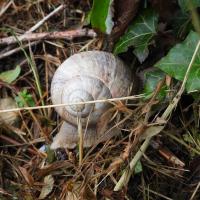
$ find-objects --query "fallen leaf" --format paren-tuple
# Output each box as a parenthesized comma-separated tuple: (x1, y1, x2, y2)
(0, 65, 21, 84)
(19, 166, 34, 186)
(39, 175, 54, 199)
(140, 125, 164, 140)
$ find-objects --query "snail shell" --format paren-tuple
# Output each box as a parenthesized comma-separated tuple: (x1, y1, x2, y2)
(51, 51, 133, 149)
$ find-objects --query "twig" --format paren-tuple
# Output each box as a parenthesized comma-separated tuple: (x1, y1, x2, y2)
(150, 140, 185, 167)
(0, 94, 145, 113)
(0, 29, 97, 45)
(78, 118, 83, 166)
(142, 187, 173, 200)
(0, 187, 12, 197)
(25, 4, 66, 34)
(114, 137, 151, 191)
(114, 39, 200, 191)
(0, 41, 39, 60)
(189, 181, 200, 200)
(0, 134, 41, 156)
(0, 0, 13, 18)
(0, 4, 66, 58)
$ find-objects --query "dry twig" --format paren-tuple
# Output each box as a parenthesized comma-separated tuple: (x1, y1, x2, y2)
(25, 4, 66, 34)
(0, 41, 39, 59)
(0, 94, 145, 113)
(0, 29, 97, 45)
(0, 0, 13, 18)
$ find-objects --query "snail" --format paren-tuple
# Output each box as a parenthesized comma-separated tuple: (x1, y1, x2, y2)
(50, 51, 134, 149)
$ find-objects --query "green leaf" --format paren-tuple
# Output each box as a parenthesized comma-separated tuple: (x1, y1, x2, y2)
(134, 161, 143, 174)
(114, 9, 158, 63)
(178, 0, 200, 12)
(0, 65, 21, 83)
(90, 0, 114, 34)
(155, 31, 200, 93)
(45, 145, 55, 163)
(143, 69, 167, 99)
(15, 89, 35, 107)
(171, 11, 192, 39)
(83, 11, 92, 26)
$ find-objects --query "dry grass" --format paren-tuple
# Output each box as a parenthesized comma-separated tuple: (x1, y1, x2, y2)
(0, 1, 200, 200)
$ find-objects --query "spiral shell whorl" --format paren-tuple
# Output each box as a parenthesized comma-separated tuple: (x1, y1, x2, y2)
(64, 89, 93, 116)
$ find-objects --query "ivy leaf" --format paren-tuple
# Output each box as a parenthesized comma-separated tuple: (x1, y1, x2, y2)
(0, 65, 21, 84)
(114, 9, 158, 63)
(178, 0, 200, 12)
(143, 69, 167, 99)
(90, 0, 114, 34)
(155, 31, 200, 93)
